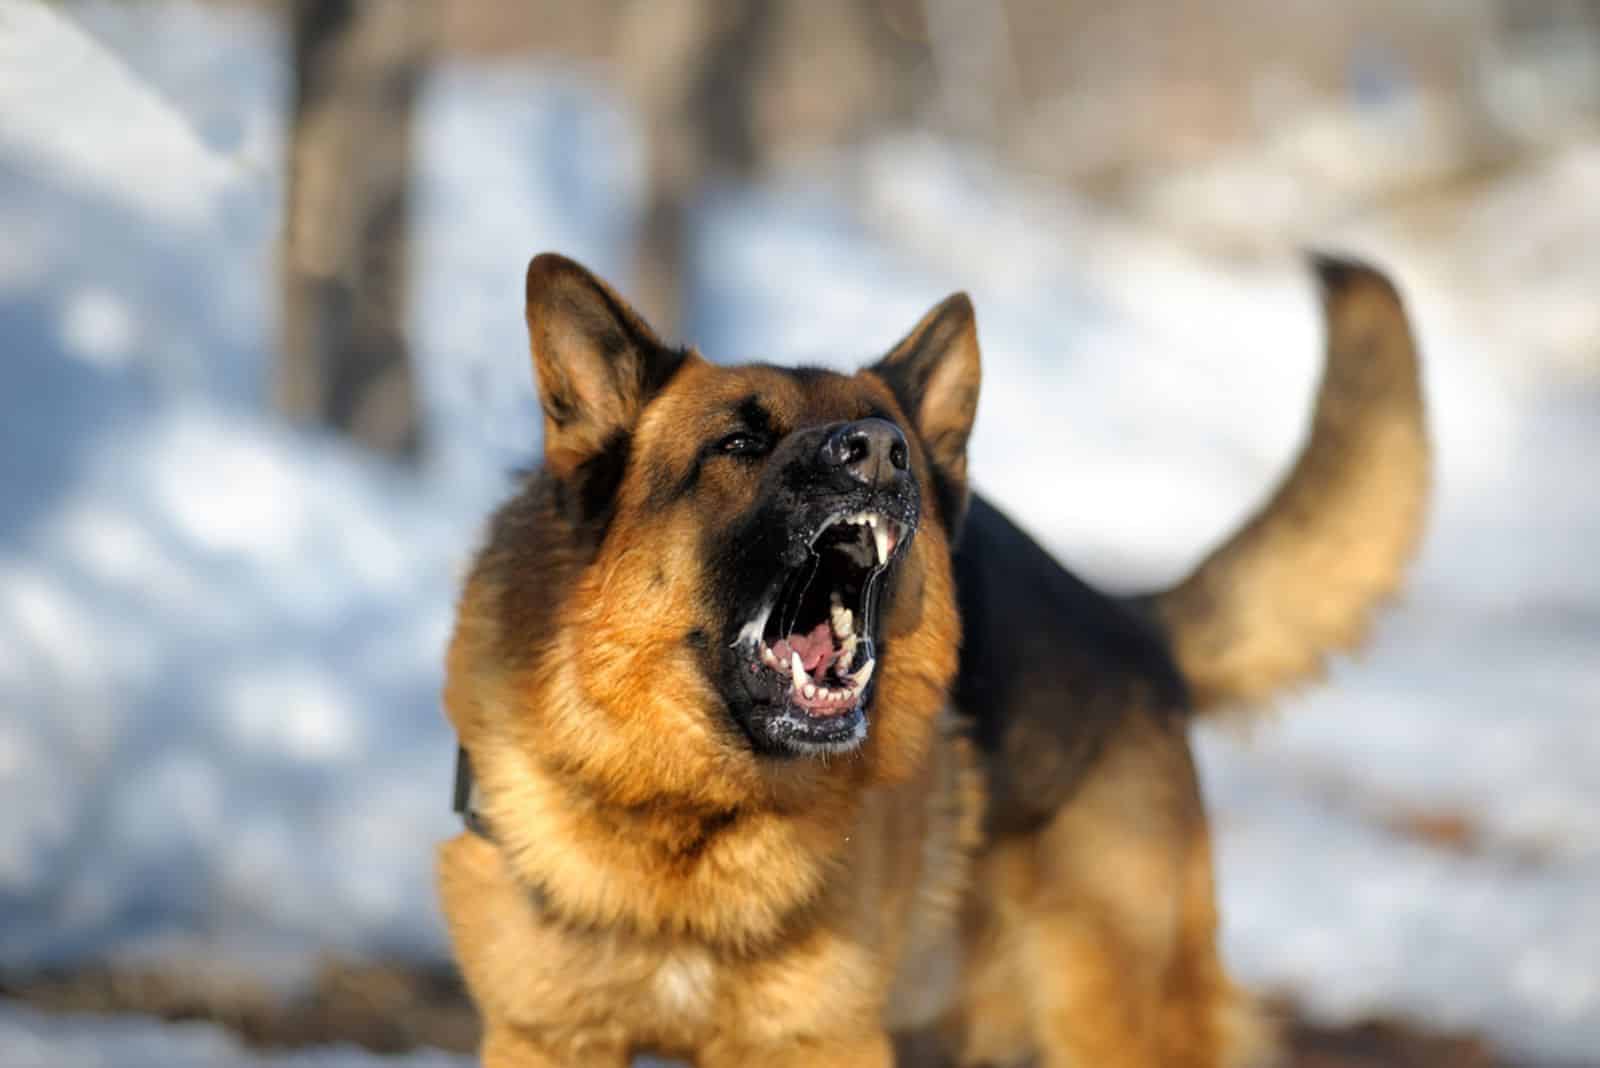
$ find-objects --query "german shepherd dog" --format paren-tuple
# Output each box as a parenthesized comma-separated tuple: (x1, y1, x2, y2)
(438, 252, 1428, 1067)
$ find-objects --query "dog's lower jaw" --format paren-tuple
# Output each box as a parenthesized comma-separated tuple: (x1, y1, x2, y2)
(783, 710, 869, 755)
(740, 700, 871, 757)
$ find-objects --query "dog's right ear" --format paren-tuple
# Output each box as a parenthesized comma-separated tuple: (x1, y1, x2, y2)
(870, 293, 982, 533)
(525, 253, 686, 478)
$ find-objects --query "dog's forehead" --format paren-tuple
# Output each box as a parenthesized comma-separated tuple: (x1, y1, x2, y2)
(651, 361, 898, 434)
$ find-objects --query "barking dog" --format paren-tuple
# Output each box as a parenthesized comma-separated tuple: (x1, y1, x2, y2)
(438, 253, 1428, 1067)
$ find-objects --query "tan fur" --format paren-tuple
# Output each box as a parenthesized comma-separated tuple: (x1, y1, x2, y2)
(439, 253, 1425, 1067)
(945, 711, 1275, 1068)
(1157, 258, 1431, 712)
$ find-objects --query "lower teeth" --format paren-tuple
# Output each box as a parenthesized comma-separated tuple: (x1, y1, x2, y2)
(753, 628, 874, 707)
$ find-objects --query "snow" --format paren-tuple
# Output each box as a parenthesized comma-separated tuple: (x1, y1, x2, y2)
(0, 0, 626, 982)
(0, 999, 470, 1068)
(2, 0, 1598, 1062)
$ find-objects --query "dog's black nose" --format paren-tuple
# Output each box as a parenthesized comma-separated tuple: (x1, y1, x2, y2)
(820, 418, 910, 485)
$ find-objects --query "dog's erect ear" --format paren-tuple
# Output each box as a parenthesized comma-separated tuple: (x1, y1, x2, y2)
(870, 293, 982, 530)
(525, 253, 685, 477)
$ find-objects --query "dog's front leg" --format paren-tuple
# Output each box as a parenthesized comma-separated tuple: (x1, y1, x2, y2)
(480, 1026, 628, 1068)
(700, 1031, 894, 1068)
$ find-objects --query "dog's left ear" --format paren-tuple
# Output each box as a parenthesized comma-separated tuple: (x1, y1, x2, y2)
(870, 293, 982, 532)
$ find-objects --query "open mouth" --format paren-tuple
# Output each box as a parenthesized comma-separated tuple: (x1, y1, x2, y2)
(734, 509, 910, 741)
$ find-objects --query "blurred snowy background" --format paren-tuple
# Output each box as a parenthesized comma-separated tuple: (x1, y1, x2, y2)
(1, 0, 1598, 1064)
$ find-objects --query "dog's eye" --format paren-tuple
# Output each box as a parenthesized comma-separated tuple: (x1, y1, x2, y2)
(716, 432, 769, 458)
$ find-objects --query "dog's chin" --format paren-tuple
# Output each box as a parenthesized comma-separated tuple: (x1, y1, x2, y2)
(726, 507, 910, 760)
(741, 700, 870, 756)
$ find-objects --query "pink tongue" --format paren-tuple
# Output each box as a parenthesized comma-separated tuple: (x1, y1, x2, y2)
(772, 621, 837, 673)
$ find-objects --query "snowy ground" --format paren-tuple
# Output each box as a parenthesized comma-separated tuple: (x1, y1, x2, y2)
(2, 0, 1598, 1063)
(0, 999, 470, 1068)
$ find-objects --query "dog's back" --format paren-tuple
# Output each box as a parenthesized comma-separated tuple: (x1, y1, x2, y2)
(958, 256, 1428, 828)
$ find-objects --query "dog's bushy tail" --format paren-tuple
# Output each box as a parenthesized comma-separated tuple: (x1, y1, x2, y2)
(1151, 255, 1431, 715)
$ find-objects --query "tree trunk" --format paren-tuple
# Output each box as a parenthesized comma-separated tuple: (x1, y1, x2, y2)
(277, 0, 430, 461)
(618, 0, 777, 342)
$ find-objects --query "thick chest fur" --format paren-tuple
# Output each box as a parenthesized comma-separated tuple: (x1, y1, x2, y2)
(436, 726, 982, 1059)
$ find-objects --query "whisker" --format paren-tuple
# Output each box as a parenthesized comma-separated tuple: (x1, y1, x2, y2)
(781, 553, 820, 639)
(862, 567, 882, 641)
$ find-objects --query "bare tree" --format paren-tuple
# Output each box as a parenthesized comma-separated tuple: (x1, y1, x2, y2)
(611, 1, 776, 340)
(277, 0, 432, 460)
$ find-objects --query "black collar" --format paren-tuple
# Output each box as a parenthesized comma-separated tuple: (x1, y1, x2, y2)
(452, 745, 493, 839)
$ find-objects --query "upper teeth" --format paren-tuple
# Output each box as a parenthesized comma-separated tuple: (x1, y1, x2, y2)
(871, 523, 891, 566)
(822, 511, 898, 566)
(829, 593, 853, 638)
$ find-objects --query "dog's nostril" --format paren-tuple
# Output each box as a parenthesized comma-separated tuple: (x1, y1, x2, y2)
(823, 418, 909, 483)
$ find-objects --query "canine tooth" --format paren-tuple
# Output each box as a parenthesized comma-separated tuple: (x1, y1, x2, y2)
(839, 631, 857, 665)
(872, 523, 891, 565)
(790, 652, 808, 692)
(850, 657, 876, 690)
